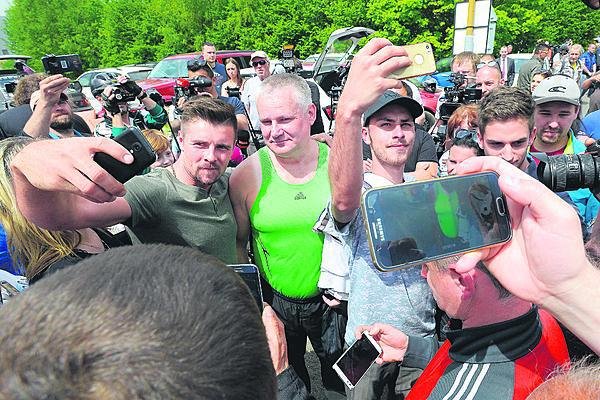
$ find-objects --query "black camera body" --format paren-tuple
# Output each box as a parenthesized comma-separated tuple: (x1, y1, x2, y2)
(173, 76, 213, 109)
(439, 73, 482, 121)
(225, 86, 241, 99)
(111, 84, 137, 103)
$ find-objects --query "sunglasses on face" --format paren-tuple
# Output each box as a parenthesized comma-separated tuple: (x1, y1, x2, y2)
(187, 58, 207, 71)
(252, 60, 268, 67)
(454, 129, 478, 140)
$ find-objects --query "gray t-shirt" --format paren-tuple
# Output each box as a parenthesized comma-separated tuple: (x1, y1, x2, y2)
(340, 173, 437, 345)
(124, 168, 237, 263)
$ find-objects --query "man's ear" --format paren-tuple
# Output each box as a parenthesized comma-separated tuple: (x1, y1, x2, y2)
(450, 264, 476, 300)
(476, 131, 484, 149)
(362, 127, 371, 145)
(529, 127, 537, 145)
(307, 103, 317, 125)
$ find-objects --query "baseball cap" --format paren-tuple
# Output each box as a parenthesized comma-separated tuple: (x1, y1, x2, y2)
(250, 51, 269, 61)
(363, 90, 424, 126)
(532, 75, 580, 106)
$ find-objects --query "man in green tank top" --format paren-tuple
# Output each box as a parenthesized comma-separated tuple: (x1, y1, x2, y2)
(230, 74, 343, 397)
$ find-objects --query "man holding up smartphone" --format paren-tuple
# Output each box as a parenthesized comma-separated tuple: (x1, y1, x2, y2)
(10, 97, 239, 264)
(327, 39, 436, 398)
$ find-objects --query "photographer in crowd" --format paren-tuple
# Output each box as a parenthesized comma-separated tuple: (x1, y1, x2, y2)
(176, 58, 248, 133)
(22, 75, 87, 139)
(91, 74, 167, 138)
(0, 73, 91, 139)
(172, 59, 248, 163)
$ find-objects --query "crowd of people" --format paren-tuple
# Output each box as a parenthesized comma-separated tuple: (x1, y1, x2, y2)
(0, 33, 599, 400)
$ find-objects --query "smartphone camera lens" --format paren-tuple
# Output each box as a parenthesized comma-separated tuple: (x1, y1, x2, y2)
(132, 142, 142, 153)
(495, 197, 506, 216)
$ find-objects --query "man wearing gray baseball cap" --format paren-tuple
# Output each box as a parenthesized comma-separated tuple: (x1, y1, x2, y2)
(530, 74, 599, 236)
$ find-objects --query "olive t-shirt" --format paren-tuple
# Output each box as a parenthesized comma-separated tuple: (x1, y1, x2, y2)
(124, 168, 237, 263)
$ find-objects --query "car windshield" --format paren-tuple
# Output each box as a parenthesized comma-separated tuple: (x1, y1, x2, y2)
(148, 59, 188, 78)
(126, 70, 151, 81)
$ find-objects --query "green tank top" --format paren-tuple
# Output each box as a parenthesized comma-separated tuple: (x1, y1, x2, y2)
(250, 142, 330, 298)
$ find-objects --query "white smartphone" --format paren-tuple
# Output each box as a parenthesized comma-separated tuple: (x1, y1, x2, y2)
(333, 332, 383, 389)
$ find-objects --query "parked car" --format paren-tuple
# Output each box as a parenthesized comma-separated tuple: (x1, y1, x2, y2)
(138, 51, 254, 103)
(65, 81, 93, 112)
(0, 55, 32, 111)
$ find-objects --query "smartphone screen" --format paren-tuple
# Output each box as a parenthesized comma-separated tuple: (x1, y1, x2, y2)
(334, 333, 382, 388)
(361, 172, 511, 271)
(228, 264, 264, 312)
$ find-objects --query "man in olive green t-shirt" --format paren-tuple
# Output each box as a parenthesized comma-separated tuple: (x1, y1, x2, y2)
(11, 97, 238, 263)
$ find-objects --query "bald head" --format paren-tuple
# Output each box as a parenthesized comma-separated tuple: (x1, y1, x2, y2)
(476, 65, 503, 97)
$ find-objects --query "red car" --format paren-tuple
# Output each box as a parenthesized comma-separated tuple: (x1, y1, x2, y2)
(138, 50, 254, 103)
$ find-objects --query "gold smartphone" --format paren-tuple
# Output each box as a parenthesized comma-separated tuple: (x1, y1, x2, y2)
(388, 42, 436, 80)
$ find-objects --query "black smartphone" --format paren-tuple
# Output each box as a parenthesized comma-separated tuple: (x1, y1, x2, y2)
(228, 264, 264, 312)
(361, 172, 512, 271)
(41, 54, 83, 75)
(93, 126, 156, 183)
(333, 332, 382, 389)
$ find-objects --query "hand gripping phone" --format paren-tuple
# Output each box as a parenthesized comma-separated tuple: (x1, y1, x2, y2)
(361, 172, 512, 271)
(93, 126, 156, 183)
(388, 42, 437, 80)
(333, 332, 383, 389)
(228, 264, 264, 312)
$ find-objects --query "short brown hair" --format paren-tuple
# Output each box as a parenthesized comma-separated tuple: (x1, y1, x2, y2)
(478, 86, 534, 136)
(180, 96, 237, 134)
(0, 244, 277, 399)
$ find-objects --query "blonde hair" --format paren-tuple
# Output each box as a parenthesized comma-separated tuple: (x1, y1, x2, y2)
(0, 137, 79, 280)
(142, 129, 170, 154)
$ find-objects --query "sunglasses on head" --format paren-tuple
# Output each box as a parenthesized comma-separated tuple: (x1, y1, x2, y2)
(454, 129, 478, 140)
(252, 60, 268, 67)
(477, 61, 498, 70)
(187, 58, 207, 71)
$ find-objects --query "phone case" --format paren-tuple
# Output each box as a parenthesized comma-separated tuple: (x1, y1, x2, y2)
(333, 332, 382, 389)
(360, 172, 512, 272)
(388, 43, 437, 80)
(41, 54, 83, 75)
(227, 264, 264, 311)
(93, 127, 156, 183)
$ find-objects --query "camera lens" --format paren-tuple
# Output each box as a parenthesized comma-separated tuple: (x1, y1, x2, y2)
(537, 153, 600, 192)
(132, 142, 142, 152)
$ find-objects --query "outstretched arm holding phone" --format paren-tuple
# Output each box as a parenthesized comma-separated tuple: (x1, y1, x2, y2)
(329, 38, 408, 224)
(455, 156, 600, 354)
(10, 137, 134, 230)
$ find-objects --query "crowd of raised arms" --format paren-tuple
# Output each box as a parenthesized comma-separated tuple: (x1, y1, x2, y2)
(0, 36, 599, 400)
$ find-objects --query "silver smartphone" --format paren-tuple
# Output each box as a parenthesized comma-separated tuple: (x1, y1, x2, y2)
(333, 332, 383, 390)
(361, 172, 512, 271)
